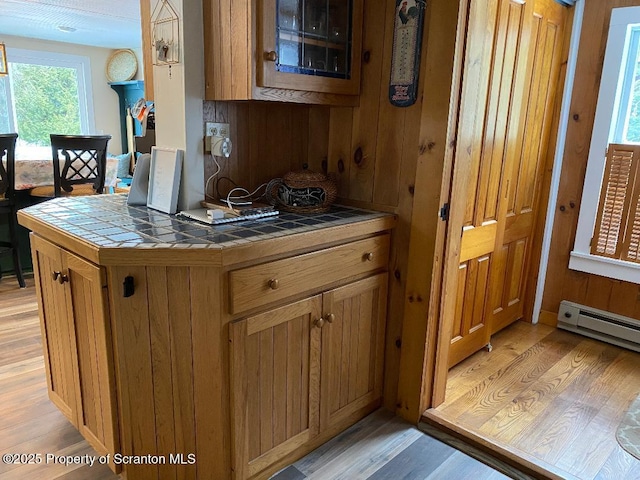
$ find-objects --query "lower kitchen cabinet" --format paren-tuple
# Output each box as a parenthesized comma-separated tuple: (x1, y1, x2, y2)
(320, 274, 388, 432)
(230, 295, 323, 479)
(230, 273, 388, 479)
(19, 196, 396, 480)
(31, 234, 120, 473)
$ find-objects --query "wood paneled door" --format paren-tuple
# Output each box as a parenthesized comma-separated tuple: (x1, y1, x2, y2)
(229, 273, 388, 479)
(489, 0, 567, 335)
(31, 235, 78, 424)
(229, 296, 323, 479)
(30, 235, 120, 472)
(445, 0, 567, 368)
(320, 274, 388, 431)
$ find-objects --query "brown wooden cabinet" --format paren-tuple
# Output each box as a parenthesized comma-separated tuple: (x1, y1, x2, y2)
(204, 0, 363, 105)
(229, 268, 388, 479)
(230, 296, 322, 479)
(19, 197, 395, 480)
(320, 274, 387, 432)
(31, 235, 120, 473)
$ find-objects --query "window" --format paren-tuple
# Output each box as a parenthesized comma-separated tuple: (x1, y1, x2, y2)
(0, 48, 95, 159)
(571, 6, 640, 282)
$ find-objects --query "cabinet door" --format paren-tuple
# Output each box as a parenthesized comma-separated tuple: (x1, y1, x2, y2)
(65, 251, 120, 468)
(259, 0, 363, 95)
(230, 295, 322, 479)
(320, 273, 387, 431)
(31, 235, 78, 425)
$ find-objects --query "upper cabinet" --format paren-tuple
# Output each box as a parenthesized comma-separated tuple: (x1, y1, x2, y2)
(204, 0, 363, 105)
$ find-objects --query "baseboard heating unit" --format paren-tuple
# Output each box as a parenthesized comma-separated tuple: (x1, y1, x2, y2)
(558, 301, 640, 353)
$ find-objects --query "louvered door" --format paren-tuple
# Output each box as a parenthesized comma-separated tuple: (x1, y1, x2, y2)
(592, 144, 640, 262)
(622, 180, 640, 262)
(229, 296, 322, 479)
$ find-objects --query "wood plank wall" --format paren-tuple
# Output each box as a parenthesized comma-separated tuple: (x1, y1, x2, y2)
(542, 0, 640, 322)
(202, 0, 443, 411)
(202, 101, 329, 199)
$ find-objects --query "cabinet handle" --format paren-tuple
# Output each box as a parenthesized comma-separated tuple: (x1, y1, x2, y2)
(268, 278, 280, 290)
(58, 273, 69, 284)
(314, 317, 325, 329)
(52, 271, 60, 281)
(325, 313, 335, 324)
(265, 51, 278, 62)
(364, 252, 374, 261)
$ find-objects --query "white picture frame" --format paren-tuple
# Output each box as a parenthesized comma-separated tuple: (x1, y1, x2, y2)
(147, 146, 183, 214)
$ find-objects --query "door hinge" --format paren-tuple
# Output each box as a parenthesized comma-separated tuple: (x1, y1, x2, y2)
(439, 202, 450, 221)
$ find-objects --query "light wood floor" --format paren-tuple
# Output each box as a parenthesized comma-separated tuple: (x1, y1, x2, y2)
(0, 278, 508, 480)
(0, 277, 118, 479)
(432, 320, 640, 480)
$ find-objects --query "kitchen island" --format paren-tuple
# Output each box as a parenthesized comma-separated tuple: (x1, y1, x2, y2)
(17, 195, 395, 480)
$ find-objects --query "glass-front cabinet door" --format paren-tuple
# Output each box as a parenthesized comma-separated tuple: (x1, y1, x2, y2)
(259, 0, 363, 96)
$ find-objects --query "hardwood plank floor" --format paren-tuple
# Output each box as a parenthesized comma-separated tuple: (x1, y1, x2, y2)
(1, 278, 508, 480)
(272, 409, 510, 480)
(433, 320, 640, 480)
(0, 277, 120, 480)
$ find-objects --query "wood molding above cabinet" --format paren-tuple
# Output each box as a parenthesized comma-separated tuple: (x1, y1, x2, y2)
(203, 0, 363, 105)
(140, 0, 154, 101)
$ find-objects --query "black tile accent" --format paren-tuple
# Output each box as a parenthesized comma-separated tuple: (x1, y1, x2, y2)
(206, 234, 237, 243)
(232, 229, 262, 239)
(297, 217, 322, 225)
(156, 233, 190, 242)
(256, 225, 283, 234)
(20, 196, 390, 249)
(186, 229, 211, 237)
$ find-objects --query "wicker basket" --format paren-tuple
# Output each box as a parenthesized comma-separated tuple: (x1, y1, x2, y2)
(267, 170, 338, 213)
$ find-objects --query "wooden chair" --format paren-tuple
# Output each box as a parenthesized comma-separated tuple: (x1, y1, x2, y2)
(0, 133, 26, 288)
(30, 134, 112, 198)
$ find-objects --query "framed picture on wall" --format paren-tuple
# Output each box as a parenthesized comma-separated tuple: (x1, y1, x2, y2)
(147, 146, 183, 214)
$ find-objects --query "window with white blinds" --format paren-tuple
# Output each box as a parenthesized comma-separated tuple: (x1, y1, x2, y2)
(592, 144, 640, 264)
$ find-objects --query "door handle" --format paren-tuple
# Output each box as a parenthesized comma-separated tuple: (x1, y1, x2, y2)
(58, 273, 69, 284)
(265, 51, 278, 62)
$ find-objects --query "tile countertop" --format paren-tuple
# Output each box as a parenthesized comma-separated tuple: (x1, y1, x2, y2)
(18, 195, 395, 256)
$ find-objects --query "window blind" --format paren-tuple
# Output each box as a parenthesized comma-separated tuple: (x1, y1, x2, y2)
(592, 144, 640, 263)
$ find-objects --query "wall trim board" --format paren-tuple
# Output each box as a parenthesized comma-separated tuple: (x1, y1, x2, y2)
(394, 0, 465, 423)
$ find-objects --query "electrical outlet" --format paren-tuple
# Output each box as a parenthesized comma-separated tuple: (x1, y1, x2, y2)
(205, 122, 231, 153)
(205, 122, 230, 138)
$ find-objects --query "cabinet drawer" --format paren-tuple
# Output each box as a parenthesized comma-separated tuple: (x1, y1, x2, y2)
(229, 235, 389, 314)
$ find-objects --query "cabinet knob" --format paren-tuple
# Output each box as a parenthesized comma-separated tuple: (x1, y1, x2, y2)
(265, 51, 278, 62)
(58, 273, 69, 284)
(268, 278, 280, 290)
(52, 271, 60, 281)
(314, 317, 325, 329)
(325, 313, 335, 324)
(365, 252, 374, 261)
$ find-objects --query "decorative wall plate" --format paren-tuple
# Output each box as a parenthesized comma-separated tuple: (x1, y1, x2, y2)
(389, 0, 426, 107)
(106, 49, 138, 82)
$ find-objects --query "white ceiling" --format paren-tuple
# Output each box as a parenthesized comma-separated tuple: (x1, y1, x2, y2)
(0, 0, 142, 49)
